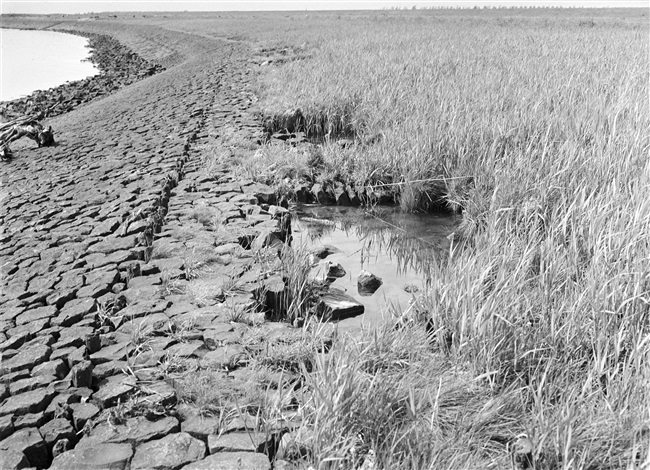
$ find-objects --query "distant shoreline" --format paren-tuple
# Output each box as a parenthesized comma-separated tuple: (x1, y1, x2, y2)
(1, 28, 99, 103)
(0, 28, 163, 120)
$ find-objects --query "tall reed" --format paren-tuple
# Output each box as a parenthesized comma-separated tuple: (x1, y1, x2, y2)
(257, 11, 650, 468)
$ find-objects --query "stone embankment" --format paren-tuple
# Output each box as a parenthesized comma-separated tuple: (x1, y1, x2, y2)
(0, 18, 327, 470)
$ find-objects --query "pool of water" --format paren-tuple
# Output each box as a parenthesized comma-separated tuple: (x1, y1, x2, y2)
(292, 205, 460, 329)
(1, 29, 99, 102)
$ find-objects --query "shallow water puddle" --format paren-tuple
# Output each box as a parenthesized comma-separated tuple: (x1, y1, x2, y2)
(291, 205, 460, 329)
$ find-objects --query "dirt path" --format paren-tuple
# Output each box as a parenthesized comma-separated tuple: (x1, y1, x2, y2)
(0, 18, 312, 470)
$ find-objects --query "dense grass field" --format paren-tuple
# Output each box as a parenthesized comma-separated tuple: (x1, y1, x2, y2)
(241, 10, 650, 469)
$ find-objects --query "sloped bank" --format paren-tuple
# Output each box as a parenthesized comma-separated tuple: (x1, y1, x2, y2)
(0, 30, 345, 470)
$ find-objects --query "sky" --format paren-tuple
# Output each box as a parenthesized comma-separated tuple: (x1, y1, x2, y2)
(0, 0, 646, 15)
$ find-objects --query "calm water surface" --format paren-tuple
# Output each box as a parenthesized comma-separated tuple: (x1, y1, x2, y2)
(293, 205, 460, 330)
(1, 29, 99, 102)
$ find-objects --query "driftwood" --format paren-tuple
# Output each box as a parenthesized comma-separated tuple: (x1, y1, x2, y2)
(0, 112, 45, 132)
(0, 112, 54, 150)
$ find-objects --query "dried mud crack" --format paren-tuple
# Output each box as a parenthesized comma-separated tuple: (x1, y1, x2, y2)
(1, 24, 325, 470)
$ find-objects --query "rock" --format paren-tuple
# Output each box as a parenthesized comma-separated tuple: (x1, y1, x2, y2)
(12, 411, 47, 430)
(0, 414, 14, 440)
(207, 432, 268, 453)
(52, 438, 73, 458)
(310, 183, 332, 205)
(90, 218, 121, 237)
(85, 332, 102, 354)
(0, 331, 30, 353)
(357, 270, 383, 296)
(9, 376, 51, 396)
(403, 284, 419, 293)
(64, 346, 87, 370)
(130, 432, 206, 470)
(180, 451, 271, 470)
(92, 360, 128, 382)
(248, 183, 276, 205)
(219, 413, 260, 434)
(181, 414, 221, 440)
(0, 449, 30, 470)
(90, 341, 130, 365)
(0, 319, 50, 344)
(136, 380, 177, 408)
(0, 427, 48, 468)
(316, 288, 364, 321)
(80, 415, 179, 447)
(308, 244, 341, 262)
(31, 358, 69, 379)
(325, 262, 346, 279)
(116, 300, 166, 321)
(202, 324, 238, 350)
(49, 442, 133, 470)
(51, 298, 96, 327)
(69, 402, 100, 431)
(294, 183, 310, 203)
(15, 306, 57, 326)
(333, 183, 351, 206)
(92, 374, 136, 409)
(71, 360, 94, 388)
(76, 282, 112, 299)
(86, 236, 138, 254)
(347, 186, 362, 206)
(0, 344, 51, 375)
(164, 340, 204, 358)
(0, 387, 56, 417)
(200, 344, 246, 370)
(39, 417, 76, 449)
(251, 230, 284, 252)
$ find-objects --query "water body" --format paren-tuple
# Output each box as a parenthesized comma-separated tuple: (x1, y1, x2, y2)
(1, 29, 99, 102)
(292, 205, 460, 329)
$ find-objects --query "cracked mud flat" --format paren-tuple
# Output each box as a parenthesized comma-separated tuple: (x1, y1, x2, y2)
(0, 16, 327, 470)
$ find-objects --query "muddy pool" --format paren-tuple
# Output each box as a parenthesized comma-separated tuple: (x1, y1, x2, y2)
(291, 205, 460, 330)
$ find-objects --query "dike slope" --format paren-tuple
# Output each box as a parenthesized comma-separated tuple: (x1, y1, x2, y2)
(1, 17, 312, 470)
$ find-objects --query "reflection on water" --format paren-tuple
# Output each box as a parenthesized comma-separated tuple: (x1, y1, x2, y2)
(292, 205, 459, 328)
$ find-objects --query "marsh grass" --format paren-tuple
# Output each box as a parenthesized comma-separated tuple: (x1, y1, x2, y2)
(258, 15, 648, 215)
(251, 11, 650, 469)
(291, 323, 527, 469)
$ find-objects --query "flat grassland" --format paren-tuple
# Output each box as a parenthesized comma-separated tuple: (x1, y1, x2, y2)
(4, 8, 648, 469)
(167, 9, 647, 468)
(243, 10, 649, 469)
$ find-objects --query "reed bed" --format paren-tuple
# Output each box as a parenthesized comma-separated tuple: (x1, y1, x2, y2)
(258, 15, 648, 214)
(253, 11, 650, 469)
